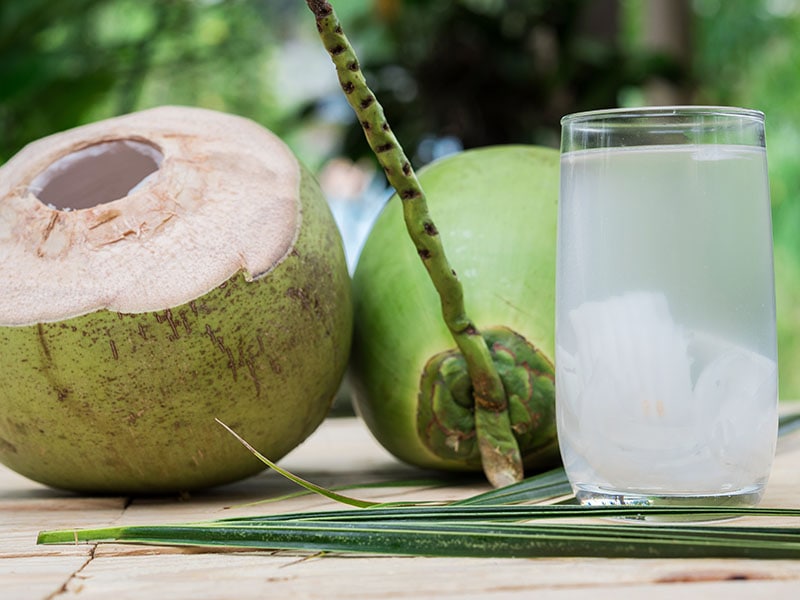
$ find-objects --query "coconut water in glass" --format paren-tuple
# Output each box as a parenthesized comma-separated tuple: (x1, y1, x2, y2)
(556, 106, 778, 508)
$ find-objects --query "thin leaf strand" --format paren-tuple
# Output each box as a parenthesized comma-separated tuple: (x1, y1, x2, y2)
(215, 419, 379, 509)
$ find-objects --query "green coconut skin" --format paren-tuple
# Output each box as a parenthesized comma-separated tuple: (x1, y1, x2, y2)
(350, 145, 559, 473)
(0, 168, 352, 494)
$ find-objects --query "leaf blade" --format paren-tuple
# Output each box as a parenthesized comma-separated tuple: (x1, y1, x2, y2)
(37, 517, 800, 560)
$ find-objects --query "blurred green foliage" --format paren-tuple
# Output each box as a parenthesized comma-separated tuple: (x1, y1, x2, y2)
(1, 0, 799, 396)
(0, 0, 297, 162)
(691, 0, 800, 398)
(326, 0, 681, 164)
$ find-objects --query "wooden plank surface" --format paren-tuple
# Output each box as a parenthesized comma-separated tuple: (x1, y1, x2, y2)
(2, 409, 800, 599)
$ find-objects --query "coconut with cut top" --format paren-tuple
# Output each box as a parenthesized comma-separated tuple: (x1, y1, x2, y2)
(0, 106, 352, 493)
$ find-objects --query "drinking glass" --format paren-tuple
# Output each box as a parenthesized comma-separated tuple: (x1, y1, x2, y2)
(556, 106, 778, 508)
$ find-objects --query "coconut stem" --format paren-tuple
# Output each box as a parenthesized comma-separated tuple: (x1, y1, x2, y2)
(305, 0, 523, 487)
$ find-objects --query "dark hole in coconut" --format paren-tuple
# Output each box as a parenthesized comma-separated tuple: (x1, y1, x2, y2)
(31, 140, 163, 211)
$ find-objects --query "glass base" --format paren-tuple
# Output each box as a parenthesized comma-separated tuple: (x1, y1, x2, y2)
(574, 484, 765, 522)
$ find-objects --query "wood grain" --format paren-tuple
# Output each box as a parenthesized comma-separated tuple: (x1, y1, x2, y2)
(2, 409, 800, 599)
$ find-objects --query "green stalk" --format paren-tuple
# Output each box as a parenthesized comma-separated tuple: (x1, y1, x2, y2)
(304, 0, 522, 487)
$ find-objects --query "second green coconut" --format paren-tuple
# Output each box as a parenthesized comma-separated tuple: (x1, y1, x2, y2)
(350, 145, 560, 474)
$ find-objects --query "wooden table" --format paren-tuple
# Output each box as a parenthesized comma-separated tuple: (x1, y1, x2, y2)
(3, 412, 800, 599)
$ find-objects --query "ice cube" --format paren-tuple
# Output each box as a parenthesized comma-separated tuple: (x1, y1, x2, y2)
(694, 344, 778, 478)
(562, 292, 701, 488)
(567, 291, 694, 426)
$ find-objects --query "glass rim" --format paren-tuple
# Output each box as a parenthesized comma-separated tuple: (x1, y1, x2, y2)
(561, 105, 765, 126)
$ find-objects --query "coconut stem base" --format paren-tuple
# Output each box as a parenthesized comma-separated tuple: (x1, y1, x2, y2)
(418, 327, 559, 477)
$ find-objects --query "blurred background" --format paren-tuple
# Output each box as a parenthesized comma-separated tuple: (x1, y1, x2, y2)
(2, 0, 799, 397)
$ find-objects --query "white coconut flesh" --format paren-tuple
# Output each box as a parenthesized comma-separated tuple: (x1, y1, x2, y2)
(0, 106, 300, 326)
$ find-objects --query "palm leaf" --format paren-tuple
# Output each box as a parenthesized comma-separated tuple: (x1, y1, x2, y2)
(37, 411, 800, 558)
(38, 505, 800, 559)
(779, 410, 800, 436)
(214, 418, 379, 509)
(453, 467, 572, 506)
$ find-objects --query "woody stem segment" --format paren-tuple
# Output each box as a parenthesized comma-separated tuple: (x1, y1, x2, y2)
(304, 0, 523, 487)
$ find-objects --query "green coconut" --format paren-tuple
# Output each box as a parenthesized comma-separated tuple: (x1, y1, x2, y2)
(0, 106, 352, 494)
(350, 145, 560, 474)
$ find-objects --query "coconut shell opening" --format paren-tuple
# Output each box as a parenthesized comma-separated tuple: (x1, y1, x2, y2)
(31, 140, 163, 211)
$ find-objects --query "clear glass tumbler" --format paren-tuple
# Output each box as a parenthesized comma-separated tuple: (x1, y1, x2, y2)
(556, 106, 778, 508)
